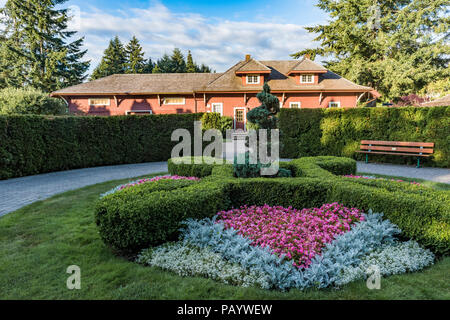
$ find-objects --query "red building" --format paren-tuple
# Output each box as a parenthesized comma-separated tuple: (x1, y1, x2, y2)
(51, 55, 378, 130)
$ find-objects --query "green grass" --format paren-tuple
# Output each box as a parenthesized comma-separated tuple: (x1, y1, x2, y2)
(0, 172, 449, 300)
(357, 172, 450, 191)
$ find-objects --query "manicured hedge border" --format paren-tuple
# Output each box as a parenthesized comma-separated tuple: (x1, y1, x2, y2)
(0, 113, 203, 179)
(279, 106, 450, 167)
(167, 157, 230, 178)
(96, 156, 449, 255)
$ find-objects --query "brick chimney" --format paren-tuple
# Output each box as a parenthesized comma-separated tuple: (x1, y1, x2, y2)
(245, 54, 251, 61)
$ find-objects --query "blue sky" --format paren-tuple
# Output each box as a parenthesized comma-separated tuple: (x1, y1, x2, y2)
(1, 0, 330, 74)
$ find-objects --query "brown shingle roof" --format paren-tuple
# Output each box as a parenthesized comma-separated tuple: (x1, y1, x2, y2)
(51, 73, 222, 96)
(202, 60, 372, 92)
(51, 59, 374, 96)
(421, 94, 450, 107)
(235, 58, 271, 73)
(288, 58, 327, 73)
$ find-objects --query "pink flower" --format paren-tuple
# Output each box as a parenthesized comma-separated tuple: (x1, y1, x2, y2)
(216, 203, 364, 269)
(119, 175, 200, 191)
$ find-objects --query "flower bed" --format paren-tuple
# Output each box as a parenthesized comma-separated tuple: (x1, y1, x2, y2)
(138, 206, 435, 290)
(217, 203, 364, 268)
(342, 174, 421, 186)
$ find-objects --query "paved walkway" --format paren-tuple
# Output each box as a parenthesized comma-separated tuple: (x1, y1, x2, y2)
(0, 162, 167, 217)
(357, 162, 450, 184)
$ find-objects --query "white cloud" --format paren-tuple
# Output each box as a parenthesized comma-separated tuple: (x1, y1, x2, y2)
(69, 2, 318, 74)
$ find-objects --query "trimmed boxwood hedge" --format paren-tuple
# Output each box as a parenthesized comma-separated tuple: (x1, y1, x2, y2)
(279, 106, 450, 168)
(0, 113, 203, 179)
(168, 156, 230, 178)
(96, 156, 450, 255)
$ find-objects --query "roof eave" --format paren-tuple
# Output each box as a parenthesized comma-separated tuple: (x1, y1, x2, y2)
(51, 91, 196, 96)
(235, 70, 271, 75)
(287, 70, 328, 75)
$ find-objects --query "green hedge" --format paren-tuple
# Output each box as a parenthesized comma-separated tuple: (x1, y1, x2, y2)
(0, 113, 203, 179)
(279, 106, 450, 167)
(96, 178, 231, 253)
(97, 155, 450, 255)
(168, 157, 230, 178)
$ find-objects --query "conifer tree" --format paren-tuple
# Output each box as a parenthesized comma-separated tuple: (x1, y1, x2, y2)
(125, 36, 146, 74)
(186, 50, 196, 73)
(143, 58, 154, 74)
(170, 48, 186, 73)
(292, 0, 449, 100)
(0, 0, 90, 91)
(196, 63, 213, 73)
(154, 54, 173, 73)
(151, 64, 162, 74)
(90, 36, 127, 80)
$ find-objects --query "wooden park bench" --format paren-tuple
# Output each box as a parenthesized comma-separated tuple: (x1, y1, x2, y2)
(357, 140, 434, 168)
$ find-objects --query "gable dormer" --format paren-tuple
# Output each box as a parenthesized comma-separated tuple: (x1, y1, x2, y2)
(287, 55, 327, 85)
(235, 54, 271, 86)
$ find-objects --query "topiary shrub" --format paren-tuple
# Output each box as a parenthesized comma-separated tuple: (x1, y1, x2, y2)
(233, 84, 289, 178)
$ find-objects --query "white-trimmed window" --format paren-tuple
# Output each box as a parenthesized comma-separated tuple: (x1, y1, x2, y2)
(246, 75, 260, 84)
(89, 98, 110, 106)
(290, 102, 301, 109)
(126, 110, 152, 115)
(300, 74, 314, 84)
(329, 101, 341, 108)
(211, 103, 223, 116)
(163, 97, 185, 105)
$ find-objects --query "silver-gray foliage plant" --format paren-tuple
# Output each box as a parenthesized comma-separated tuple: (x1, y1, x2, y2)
(137, 211, 434, 290)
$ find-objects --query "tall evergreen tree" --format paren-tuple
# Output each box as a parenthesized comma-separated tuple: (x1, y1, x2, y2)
(292, 0, 449, 100)
(186, 50, 196, 73)
(0, 0, 90, 92)
(125, 36, 146, 74)
(151, 64, 162, 74)
(170, 48, 186, 73)
(90, 36, 126, 80)
(196, 63, 213, 73)
(154, 54, 173, 73)
(143, 58, 154, 74)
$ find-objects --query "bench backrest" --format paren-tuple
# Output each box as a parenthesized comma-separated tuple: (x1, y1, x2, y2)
(360, 140, 434, 155)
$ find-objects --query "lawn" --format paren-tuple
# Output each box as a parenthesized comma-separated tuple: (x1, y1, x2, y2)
(0, 172, 448, 300)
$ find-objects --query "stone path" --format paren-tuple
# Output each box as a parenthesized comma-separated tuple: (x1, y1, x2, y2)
(0, 162, 167, 217)
(357, 162, 450, 184)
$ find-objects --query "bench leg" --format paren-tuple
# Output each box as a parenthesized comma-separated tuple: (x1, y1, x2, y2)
(417, 157, 421, 168)
(365, 154, 368, 164)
